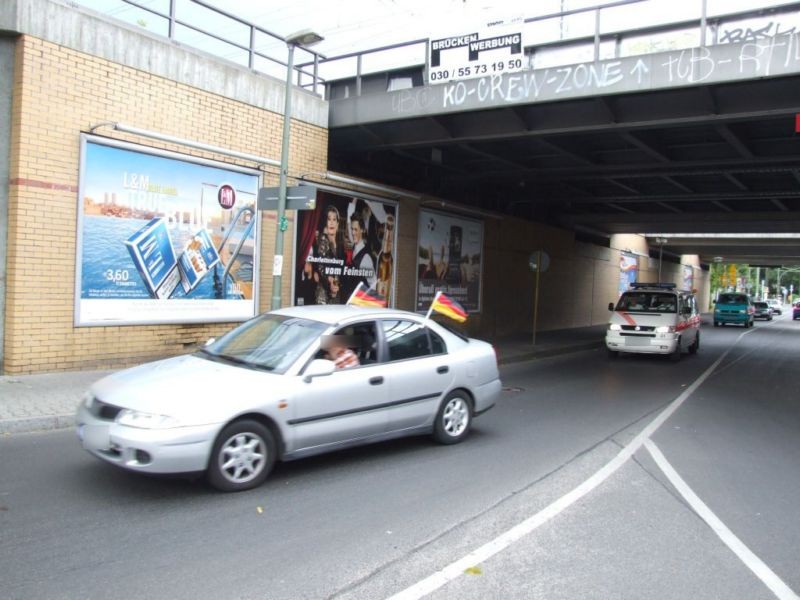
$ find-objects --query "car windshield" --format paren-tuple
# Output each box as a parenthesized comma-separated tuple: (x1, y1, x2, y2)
(615, 291, 677, 313)
(754, 302, 768, 308)
(200, 314, 327, 373)
(718, 294, 748, 304)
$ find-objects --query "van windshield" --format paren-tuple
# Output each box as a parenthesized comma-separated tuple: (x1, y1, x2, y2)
(717, 294, 748, 304)
(615, 292, 677, 313)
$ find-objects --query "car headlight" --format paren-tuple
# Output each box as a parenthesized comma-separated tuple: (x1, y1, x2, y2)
(115, 409, 181, 429)
(656, 325, 676, 333)
(739, 309, 746, 314)
(608, 324, 621, 331)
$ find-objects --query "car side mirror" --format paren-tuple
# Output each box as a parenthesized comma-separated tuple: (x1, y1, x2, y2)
(608, 302, 615, 311)
(303, 358, 335, 383)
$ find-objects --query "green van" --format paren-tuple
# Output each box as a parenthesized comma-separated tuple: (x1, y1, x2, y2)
(713, 293, 754, 327)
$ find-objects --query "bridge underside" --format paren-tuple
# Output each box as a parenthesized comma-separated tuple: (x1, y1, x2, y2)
(329, 74, 800, 266)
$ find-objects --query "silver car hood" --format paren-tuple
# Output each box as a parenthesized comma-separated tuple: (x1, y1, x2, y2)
(90, 354, 291, 424)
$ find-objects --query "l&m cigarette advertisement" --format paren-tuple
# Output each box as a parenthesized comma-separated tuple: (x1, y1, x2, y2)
(75, 136, 260, 326)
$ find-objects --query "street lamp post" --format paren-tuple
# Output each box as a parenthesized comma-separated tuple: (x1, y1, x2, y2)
(271, 29, 323, 310)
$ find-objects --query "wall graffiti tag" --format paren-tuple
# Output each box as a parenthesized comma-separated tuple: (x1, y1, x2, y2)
(328, 34, 800, 128)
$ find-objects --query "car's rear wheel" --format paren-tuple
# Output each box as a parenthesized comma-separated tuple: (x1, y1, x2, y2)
(433, 391, 472, 445)
(207, 419, 276, 492)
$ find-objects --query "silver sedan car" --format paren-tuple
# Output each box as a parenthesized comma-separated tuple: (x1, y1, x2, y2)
(76, 305, 502, 491)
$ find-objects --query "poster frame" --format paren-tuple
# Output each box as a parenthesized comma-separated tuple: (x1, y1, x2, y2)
(290, 184, 399, 308)
(74, 134, 262, 327)
(415, 208, 484, 314)
(618, 251, 639, 296)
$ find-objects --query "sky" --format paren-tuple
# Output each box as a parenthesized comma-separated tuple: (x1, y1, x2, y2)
(72, 0, 794, 81)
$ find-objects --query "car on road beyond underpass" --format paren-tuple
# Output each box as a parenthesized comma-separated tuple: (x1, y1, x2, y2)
(76, 305, 501, 492)
(767, 298, 782, 315)
(753, 301, 772, 321)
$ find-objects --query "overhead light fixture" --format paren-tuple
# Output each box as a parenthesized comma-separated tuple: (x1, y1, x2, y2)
(301, 172, 420, 200)
(420, 199, 503, 220)
(88, 122, 280, 167)
(285, 29, 324, 47)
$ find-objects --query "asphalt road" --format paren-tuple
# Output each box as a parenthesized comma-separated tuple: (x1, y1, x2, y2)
(1, 315, 798, 600)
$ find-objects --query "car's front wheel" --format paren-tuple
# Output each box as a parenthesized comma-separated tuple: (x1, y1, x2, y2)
(688, 332, 699, 354)
(433, 391, 472, 445)
(207, 419, 276, 492)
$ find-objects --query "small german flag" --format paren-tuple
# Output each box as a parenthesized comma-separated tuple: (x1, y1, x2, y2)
(429, 291, 467, 323)
(347, 281, 387, 308)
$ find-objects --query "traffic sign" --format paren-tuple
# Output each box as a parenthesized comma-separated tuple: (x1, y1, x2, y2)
(257, 185, 317, 211)
(528, 250, 550, 273)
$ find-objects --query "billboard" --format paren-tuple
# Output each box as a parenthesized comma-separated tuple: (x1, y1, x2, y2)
(429, 18, 526, 83)
(619, 252, 638, 295)
(416, 210, 483, 312)
(683, 265, 694, 291)
(293, 190, 398, 307)
(75, 136, 260, 326)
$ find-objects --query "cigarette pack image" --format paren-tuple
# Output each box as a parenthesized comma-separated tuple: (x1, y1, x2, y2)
(177, 228, 221, 294)
(124, 217, 180, 299)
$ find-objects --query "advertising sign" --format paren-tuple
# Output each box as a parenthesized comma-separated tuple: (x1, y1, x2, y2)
(429, 19, 526, 83)
(683, 265, 694, 291)
(294, 190, 398, 307)
(75, 136, 260, 326)
(416, 210, 483, 313)
(619, 252, 638, 295)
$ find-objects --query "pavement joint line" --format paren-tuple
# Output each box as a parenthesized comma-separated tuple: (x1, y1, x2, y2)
(386, 331, 737, 600)
(645, 439, 799, 600)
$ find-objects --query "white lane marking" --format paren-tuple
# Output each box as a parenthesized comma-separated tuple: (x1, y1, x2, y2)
(645, 440, 799, 600)
(388, 342, 741, 600)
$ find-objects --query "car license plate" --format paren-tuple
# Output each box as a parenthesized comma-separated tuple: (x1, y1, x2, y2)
(82, 424, 111, 450)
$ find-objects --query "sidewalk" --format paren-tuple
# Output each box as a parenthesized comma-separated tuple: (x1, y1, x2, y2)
(0, 324, 606, 434)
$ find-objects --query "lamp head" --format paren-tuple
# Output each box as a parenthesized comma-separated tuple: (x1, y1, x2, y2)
(285, 29, 324, 47)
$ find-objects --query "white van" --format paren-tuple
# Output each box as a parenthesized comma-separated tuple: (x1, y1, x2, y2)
(605, 283, 700, 361)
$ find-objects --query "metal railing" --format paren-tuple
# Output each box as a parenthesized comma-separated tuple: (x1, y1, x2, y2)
(100, 0, 326, 95)
(313, 0, 800, 98)
(79, 0, 800, 99)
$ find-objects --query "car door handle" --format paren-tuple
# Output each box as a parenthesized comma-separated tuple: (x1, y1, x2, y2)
(437, 366, 449, 374)
(369, 376, 384, 385)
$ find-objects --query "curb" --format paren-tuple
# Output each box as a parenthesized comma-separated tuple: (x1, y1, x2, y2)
(497, 341, 603, 365)
(0, 414, 75, 435)
(1, 342, 603, 435)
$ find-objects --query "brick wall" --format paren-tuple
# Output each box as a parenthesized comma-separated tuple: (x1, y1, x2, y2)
(4, 35, 327, 374)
